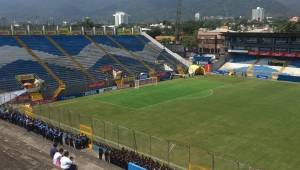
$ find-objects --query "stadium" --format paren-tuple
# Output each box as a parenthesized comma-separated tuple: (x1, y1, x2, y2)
(1, 26, 300, 170)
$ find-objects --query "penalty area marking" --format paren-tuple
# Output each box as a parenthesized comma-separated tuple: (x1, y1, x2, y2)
(53, 100, 78, 107)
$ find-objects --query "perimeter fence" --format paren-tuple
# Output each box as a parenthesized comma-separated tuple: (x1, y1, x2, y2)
(29, 104, 262, 170)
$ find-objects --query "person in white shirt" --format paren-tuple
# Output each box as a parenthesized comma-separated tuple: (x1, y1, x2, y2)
(60, 151, 73, 170)
(53, 148, 64, 167)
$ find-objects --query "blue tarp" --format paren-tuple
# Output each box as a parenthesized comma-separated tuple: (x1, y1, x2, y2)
(128, 162, 147, 170)
(278, 75, 300, 82)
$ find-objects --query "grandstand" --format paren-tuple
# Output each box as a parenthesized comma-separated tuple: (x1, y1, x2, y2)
(220, 32, 300, 81)
(0, 33, 188, 101)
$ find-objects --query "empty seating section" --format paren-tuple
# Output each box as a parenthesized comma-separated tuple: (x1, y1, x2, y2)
(92, 36, 154, 74)
(47, 63, 89, 96)
(158, 50, 180, 69)
(0, 36, 25, 67)
(0, 36, 57, 95)
(230, 55, 257, 64)
(289, 60, 300, 68)
(20, 36, 63, 56)
(256, 58, 269, 65)
(137, 35, 151, 43)
(111, 35, 146, 51)
(51, 35, 91, 55)
(115, 55, 149, 74)
(0, 34, 183, 97)
(21, 35, 97, 95)
(0, 60, 58, 95)
(50, 35, 108, 83)
(0, 36, 20, 47)
(92, 36, 118, 48)
(91, 55, 125, 73)
(137, 36, 183, 68)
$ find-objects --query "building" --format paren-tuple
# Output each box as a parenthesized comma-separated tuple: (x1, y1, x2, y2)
(289, 16, 300, 23)
(113, 11, 129, 26)
(252, 7, 265, 22)
(223, 32, 300, 57)
(149, 23, 172, 29)
(195, 13, 201, 21)
(197, 28, 228, 55)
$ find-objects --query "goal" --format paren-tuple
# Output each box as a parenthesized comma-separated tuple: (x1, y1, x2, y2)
(135, 77, 158, 89)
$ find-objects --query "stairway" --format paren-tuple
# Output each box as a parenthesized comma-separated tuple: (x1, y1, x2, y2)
(46, 36, 96, 81)
(84, 35, 134, 77)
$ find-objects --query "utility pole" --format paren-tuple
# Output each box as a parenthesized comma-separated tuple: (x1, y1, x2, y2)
(175, 0, 182, 44)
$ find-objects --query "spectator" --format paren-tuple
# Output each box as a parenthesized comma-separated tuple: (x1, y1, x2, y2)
(69, 157, 78, 170)
(98, 148, 103, 160)
(50, 143, 58, 159)
(60, 151, 73, 170)
(53, 148, 64, 167)
(105, 150, 111, 163)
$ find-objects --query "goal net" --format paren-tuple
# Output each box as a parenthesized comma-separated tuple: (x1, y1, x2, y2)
(135, 77, 158, 89)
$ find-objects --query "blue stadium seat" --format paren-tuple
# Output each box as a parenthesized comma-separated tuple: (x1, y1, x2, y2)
(111, 35, 146, 51)
(230, 55, 256, 64)
(20, 36, 63, 56)
(114, 55, 149, 74)
(0, 35, 177, 98)
(0, 36, 20, 47)
(50, 35, 91, 55)
(289, 59, 300, 68)
(92, 36, 118, 48)
(256, 58, 269, 65)
(0, 60, 58, 95)
(157, 50, 181, 69)
(136, 35, 150, 43)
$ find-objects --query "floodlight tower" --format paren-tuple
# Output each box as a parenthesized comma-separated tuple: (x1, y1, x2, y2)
(175, 0, 182, 44)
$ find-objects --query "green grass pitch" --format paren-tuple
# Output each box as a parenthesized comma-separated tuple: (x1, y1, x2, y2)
(35, 75, 300, 170)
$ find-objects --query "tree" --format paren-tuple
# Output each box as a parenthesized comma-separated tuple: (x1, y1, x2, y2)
(273, 20, 300, 32)
(181, 35, 198, 48)
(147, 28, 162, 38)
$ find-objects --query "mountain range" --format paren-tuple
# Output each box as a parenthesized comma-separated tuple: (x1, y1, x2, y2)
(0, 0, 299, 23)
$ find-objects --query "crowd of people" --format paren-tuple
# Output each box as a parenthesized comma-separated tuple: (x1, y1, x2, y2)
(0, 105, 173, 170)
(96, 142, 172, 170)
(0, 105, 90, 149)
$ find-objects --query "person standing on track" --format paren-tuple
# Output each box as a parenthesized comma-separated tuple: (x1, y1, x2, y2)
(50, 143, 58, 159)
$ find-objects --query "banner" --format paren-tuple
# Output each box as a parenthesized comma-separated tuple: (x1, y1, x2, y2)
(248, 51, 300, 58)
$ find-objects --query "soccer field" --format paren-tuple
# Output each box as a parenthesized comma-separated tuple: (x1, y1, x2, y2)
(35, 75, 300, 170)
